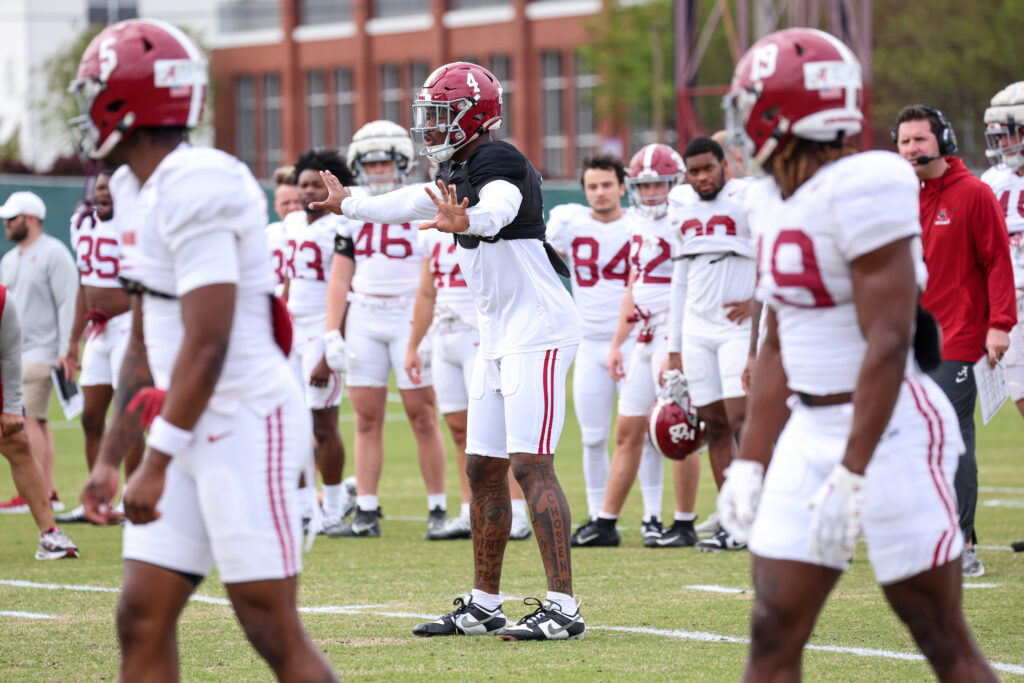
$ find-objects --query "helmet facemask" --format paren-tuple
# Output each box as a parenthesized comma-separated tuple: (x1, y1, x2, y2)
(626, 176, 676, 220)
(353, 151, 410, 195)
(68, 76, 136, 160)
(411, 98, 475, 163)
(985, 120, 1024, 170)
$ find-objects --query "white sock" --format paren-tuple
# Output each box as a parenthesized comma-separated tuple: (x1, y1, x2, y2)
(582, 440, 610, 518)
(597, 511, 618, 521)
(546, 591, 577, 616)
(638, 440, 664, 520)
(427, 493, 447, 511)
(460, 502, 470, 518)
(511, 499, 527, 519)
(323, 484, 343, 517)
(356, 494, 378, 512)
(674, 511, 696, 522)
(470, 589, 502, 612)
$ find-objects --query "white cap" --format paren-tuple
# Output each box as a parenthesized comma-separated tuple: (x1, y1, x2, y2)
(0, 191, 46, 221)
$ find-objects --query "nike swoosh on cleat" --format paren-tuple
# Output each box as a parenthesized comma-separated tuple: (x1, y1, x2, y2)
(656, 534, 682, 546)
(575, 532, 600, 544)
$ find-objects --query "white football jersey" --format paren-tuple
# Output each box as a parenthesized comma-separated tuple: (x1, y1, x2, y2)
(265, 220, 287, 287)
(981, 164, 1024, 289)
(668, 178, 757, 315)
(628, 207, 677, 316)
(283, 210, 350, 321)
(418, 229, 477, 324)
(69, 211, 122, 288)
(338, 216, 423, 297)
(109, 144, 291, 416)
(547, 203, 632, 340)
(750, 151, 922, 395)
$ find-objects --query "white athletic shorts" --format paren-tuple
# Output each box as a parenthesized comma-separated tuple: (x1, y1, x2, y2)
(289, 315, 344, 410)
(617, 327, 669, 418)
(346, 294, 430, 391)
(432, 323, 479, 414)
(749, 373, 965, 585)
(79, 311, 132, 389)
(682, 312, 749, 407)
(466, 345, 577, 458)
(1005, 293, 1024, 402)
(123, 378, 311, 583)
(573, 335, 636, 444)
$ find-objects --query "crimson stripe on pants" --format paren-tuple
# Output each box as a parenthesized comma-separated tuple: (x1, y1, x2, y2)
(274, 406, 297, 575)
(266, 412, 291, 576)
(545, 349, 558, 454)
(538, 350, 552, 454)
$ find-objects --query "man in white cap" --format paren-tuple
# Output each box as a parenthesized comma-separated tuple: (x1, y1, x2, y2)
(0, 191, 79, 512)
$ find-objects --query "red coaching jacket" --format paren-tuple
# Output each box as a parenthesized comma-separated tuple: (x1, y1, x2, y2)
(919, 157, 1018, 362)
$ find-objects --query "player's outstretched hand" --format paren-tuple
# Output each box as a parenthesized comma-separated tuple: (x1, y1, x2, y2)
(123, 452, 169, 525)
(308, 170, 351, 215)
(806, 463, 865, 566)
(81, 461, 123, 525)
(420, 181, 469, 233)
(717, 459, 765, 544)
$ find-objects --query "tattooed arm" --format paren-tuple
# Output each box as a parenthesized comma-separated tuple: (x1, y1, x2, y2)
(81, 296, 152, 524)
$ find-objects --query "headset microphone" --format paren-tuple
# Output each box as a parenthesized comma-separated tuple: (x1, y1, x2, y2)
(915, 155, 939, 165)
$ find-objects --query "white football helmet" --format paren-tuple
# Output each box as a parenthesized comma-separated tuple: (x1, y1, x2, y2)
(346, 120, 416, 195)
(984, 81, 1024, 170)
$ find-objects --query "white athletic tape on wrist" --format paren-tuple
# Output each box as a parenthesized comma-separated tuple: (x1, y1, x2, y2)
(146, 416, 193, 458)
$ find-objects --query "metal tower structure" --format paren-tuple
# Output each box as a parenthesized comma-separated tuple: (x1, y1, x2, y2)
(675, 0, 873, 148)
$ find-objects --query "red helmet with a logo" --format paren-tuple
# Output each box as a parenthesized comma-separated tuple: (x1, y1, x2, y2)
(411, 62, 502, 163)
(723, 28, 863, 174)
(69, 19, 208, 159)
(626, 143, 685, 220)
(647, 371, 706, 461)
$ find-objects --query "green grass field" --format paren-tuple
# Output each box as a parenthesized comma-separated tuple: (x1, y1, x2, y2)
(1, 387, 1022, 681)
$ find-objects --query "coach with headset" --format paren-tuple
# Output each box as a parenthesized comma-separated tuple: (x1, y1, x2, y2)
(894, 104, 1017, 578)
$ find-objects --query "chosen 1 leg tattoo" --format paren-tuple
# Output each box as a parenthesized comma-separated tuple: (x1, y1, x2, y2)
(510, 453, 573, 595)
(466, 454, 512, 593)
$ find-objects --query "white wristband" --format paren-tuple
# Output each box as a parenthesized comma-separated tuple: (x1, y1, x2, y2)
(146, 416, 193, 458)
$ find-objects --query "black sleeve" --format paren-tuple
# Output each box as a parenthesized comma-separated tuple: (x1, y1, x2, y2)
(334, 233, 355, 260)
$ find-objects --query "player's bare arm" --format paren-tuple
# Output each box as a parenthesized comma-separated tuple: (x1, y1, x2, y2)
(59, 285, 88, 381)
(742, 300, 764, 394)
(83, 297, 151, 524)
(420, 181, 470, 234)
(405, 258, 438, 386)
(842, 237, 917, 475)
(607, 270, 639, 381)
(737, 307, 790, 468)
(124, 283, 235, 524)
(308, 170, 352, 215)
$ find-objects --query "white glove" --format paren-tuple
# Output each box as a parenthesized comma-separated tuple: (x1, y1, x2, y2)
(806, 463, 866, 567)
(323, 329, 348, 373)
(717, 459, 765, 545)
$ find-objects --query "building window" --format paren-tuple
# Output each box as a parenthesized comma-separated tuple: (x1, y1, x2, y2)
(219, 0, 280, 32)
(263, 73, 282, 178)
(301, 0, 351, 24)
(334, 68, 355, 152)
(235, 76, 256, 172)
(87, 0, 137, 24)
(409, 61, 429, 100)
(540, 51, 566, 178)
(574, 54, 599, 166)
(379, 64, 402, 124)
(373, 0, 429, 18)
(489, 55, 513, 141)
(306, 70, 327, 150)
(450, 0, 510, 9)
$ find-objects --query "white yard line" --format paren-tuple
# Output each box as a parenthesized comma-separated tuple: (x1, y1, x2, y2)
(979, 486, 1024, 494)
(3, 577, 1023, 675)
(681, 584, 749, 594)
(963, 583, 1001, 589)
(0, 610, 57, 619)
(982, 499, 1024, 508)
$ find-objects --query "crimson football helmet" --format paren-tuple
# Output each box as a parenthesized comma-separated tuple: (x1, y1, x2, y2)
(68, 19, 208, 159)
(984, 81, 1024, 170)
(411, 62, 502, 163)
(626, 144, 685, 220)
(647, 371, 706, 461)
(723, 28, 862, 175)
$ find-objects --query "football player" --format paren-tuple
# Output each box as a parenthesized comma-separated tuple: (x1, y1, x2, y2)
(313, 62, 585, 641)
(981, 81, 1024, 418)
(547, 155, 657, 525)
(569, 144, 701, 549)
(56, 168, 144, 523)
(266, 165, 301, 298)
(663, 136, 755, 550)
(283, 149, 354, 532)
(322, 120, 449, 539)
(718, 28, 995, 680)
(72, 20, 336, 680)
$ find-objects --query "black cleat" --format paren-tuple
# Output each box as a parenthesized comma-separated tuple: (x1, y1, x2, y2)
(570, 518, 620, 547)
(496, 598, 585, 641)
(648, 519, 698, 548)
(329, 507, 382, 538)
(413, 596, 506, 636)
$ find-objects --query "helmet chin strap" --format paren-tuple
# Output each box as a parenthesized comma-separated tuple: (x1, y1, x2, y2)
(91, 111, 137, 159)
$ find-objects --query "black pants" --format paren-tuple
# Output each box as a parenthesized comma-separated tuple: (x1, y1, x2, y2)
(929, 360, 977, 542)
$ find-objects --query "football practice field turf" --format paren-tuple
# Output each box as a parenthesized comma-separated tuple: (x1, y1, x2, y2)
(1, 384, 1022, 681)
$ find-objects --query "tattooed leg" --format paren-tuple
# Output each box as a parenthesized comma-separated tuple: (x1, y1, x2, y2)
(467, 454, 512, 594)
(744, 555, 841, 682)
(509, 453, 573, 596)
